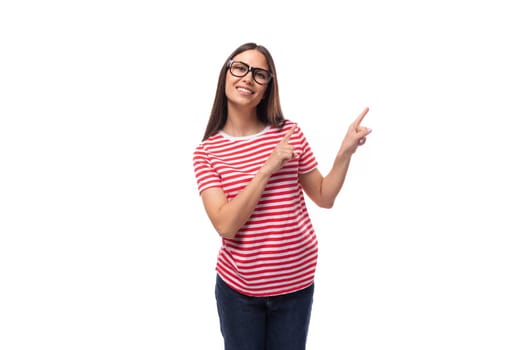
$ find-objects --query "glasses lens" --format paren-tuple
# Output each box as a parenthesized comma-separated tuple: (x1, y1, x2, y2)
(253, 69, 271, 85)
(230, 62, 249, 77)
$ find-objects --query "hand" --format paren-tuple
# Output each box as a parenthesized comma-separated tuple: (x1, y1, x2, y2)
(341, 107, 372, 155)
(262, 125, 296, 175)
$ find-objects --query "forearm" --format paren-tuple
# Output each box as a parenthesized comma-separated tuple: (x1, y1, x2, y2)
(214, 168, 272, 239)
(319, 149, 353, 207)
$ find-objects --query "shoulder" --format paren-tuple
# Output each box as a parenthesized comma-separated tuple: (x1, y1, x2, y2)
(280, 119, 308, 140)
(282, 119, 296, 128)
(263, 120, 299, 141)
(276, 119, 301, 134)
(193, 133, 225, 154)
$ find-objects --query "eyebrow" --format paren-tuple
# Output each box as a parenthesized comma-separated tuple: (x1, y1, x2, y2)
(233, 60, 270, 71)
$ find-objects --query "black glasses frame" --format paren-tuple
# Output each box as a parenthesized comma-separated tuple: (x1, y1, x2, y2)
(228, 60, 273, 85)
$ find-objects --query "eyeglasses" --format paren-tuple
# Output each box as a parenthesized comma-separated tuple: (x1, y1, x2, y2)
(228, 60, 273, 85)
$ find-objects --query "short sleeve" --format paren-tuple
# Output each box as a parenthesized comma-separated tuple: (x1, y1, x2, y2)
(193, 143, 222, 194)
(295, 124, 318, 174)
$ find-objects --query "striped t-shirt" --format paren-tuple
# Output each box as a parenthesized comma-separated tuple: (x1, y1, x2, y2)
(193, 120, 319, 297)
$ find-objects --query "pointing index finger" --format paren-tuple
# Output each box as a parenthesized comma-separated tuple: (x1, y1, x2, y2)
(281, 124, 296, 143)
(354, 107, 369, 128)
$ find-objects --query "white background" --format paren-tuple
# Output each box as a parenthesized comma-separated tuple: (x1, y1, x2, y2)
(1, 0, 524, 349)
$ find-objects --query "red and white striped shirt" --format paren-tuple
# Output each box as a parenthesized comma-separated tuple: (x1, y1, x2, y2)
(193, 120, 318, 297)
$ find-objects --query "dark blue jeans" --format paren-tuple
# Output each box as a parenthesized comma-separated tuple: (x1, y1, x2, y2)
(215, 275, 314, 350)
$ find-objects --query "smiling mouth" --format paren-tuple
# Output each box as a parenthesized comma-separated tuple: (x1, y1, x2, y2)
(236, 87, 254, 95)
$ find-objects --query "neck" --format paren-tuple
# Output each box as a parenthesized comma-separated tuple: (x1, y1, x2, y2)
(223, 106, 265, 137)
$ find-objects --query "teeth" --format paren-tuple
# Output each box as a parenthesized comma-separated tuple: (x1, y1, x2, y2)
(237, 87, 253, 94)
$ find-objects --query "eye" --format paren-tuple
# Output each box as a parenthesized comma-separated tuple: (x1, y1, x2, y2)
(232, 63, 248, 74)
(254, 70, 269, 81)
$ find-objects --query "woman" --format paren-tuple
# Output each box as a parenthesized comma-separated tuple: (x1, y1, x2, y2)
(193, 42, 371, 350)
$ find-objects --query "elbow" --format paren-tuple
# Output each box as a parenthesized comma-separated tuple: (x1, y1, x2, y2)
(207, 213, 238, 239)
(312, 188, 335, 209)
(218, 230, 237, 240)
(319, 201, 334, 209)
(315, 197, 335, 209)
(214, 223, 238, 239)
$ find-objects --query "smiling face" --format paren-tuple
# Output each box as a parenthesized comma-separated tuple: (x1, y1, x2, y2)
(225, 49, 269, 112)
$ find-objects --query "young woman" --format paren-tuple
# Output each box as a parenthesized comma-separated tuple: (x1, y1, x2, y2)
(193, 42, 371, 350)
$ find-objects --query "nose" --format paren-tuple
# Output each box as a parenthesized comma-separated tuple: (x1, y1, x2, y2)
(241, 68, 256, 85)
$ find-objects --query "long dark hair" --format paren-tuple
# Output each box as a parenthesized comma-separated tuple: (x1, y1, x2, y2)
(202, 42, 285, 141)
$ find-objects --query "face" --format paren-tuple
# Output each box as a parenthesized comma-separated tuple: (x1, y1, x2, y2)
(225, 49, 270, 111)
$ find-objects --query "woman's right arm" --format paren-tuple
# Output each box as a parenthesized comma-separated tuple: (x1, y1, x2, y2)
(201, 169, 272, 239)
(200, 126, 296, 239)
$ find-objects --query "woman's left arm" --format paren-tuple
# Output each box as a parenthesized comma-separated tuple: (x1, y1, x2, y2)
(299, 107, 372, 208)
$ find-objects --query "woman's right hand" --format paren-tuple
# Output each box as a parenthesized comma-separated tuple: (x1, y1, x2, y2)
(261, 125, 296, 175)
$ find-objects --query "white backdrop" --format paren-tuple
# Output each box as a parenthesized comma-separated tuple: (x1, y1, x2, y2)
(1, 1, 524, 349)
